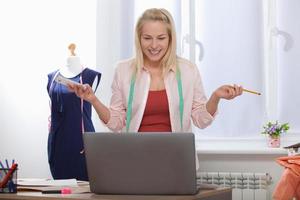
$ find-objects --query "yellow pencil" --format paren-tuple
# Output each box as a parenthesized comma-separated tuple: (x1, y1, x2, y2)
(243, 88, 261, 95)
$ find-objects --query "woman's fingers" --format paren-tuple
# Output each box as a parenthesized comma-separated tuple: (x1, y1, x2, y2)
(215, 84, 244, 100)
(232, 84, 239, 97)
(221, 84, 243, 99)
(67, 83, 76, 91)
(67, 84, 87, 97)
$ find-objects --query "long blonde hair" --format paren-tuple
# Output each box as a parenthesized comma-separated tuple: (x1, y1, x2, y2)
(133, 8, 177, 76)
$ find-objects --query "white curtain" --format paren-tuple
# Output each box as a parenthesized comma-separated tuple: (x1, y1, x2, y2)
(192, 0, 265, 137)
(277, 0, 300, 134)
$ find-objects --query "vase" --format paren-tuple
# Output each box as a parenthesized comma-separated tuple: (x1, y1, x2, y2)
(267, 136, 280, 148)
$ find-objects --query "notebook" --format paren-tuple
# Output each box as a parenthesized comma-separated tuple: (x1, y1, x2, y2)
(83, 132, 197, 195)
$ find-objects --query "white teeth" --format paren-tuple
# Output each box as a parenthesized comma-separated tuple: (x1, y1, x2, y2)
(149, 49, 160, 55)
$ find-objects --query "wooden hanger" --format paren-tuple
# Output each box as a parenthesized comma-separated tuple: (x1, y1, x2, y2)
(68, 43, 76, 56)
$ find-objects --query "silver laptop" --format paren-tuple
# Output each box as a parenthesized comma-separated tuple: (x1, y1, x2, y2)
(83, 132, 197, 195)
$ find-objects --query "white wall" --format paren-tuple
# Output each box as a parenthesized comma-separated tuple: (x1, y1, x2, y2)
(0, 0, 96, 178)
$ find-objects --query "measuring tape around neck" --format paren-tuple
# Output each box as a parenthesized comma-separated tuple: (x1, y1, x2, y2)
(126, 65, 184, 132)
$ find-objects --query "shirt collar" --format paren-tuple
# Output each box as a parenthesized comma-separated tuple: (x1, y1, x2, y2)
(169, 64, 176, 72)
(142, 64, 176, 73)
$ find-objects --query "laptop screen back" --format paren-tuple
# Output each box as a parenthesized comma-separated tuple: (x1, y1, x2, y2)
(83, 132, 197, 195)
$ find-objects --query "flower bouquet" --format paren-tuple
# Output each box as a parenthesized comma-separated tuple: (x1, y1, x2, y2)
(261, 121, 289, 148)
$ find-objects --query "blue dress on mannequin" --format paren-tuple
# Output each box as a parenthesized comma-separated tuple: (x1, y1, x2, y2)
(47, 68, 101, 181)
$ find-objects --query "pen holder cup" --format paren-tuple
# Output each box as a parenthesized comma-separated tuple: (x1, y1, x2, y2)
(0, 168, 17, 193)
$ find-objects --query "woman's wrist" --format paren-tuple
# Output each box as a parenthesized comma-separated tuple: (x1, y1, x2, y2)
(211, 91, 221, 104)
(206, 92, 220, 116)
(89, 96, 110, 124)
(89, 95, 98, 105)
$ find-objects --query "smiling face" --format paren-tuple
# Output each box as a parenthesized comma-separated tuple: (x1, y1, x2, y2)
(140, 21, 170, 66)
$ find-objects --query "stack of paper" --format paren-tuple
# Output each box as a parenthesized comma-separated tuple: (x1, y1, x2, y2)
(17, 178, 90, 194)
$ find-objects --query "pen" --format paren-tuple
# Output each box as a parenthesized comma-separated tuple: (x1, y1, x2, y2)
(0, 161, 5, 170)
(0, 161, 7, 174)
(42, 190, 62, 194)
(0, 163, 18, 188)
(5, 159, 9, 169)
(42, 188, 72, 194)
(243, 88, 261, 95)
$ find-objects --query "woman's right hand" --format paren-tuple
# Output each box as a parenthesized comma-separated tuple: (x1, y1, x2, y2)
(67, 83, 96, 103)
(68, 83, 110, 123)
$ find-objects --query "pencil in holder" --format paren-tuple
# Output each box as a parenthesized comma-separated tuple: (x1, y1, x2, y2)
(0, 167, 18, 193)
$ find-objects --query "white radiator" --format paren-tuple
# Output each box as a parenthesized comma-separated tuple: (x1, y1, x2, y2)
(197, 172, 272, 200)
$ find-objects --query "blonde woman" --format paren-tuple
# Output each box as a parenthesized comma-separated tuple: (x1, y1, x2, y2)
(69, 8, 243, 133)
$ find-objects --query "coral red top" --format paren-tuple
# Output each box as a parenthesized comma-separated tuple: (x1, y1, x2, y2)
(138, 90, 172, 132)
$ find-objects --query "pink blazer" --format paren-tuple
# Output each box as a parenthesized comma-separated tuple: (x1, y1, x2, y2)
(104, 57, 215, 132)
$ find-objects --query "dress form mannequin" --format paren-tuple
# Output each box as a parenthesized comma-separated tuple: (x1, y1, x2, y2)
(46, 43, 101, 181)
(59, 43, 85, 78)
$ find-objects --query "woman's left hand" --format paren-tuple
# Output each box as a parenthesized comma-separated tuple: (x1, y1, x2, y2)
(213, 84, 243, 100)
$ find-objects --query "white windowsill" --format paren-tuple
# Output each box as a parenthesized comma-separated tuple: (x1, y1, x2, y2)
(195, 134, 300, 155)
(196, 147, 287, 155)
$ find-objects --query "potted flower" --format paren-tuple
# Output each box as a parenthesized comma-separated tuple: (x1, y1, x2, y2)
(261, 121, 289, 148)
